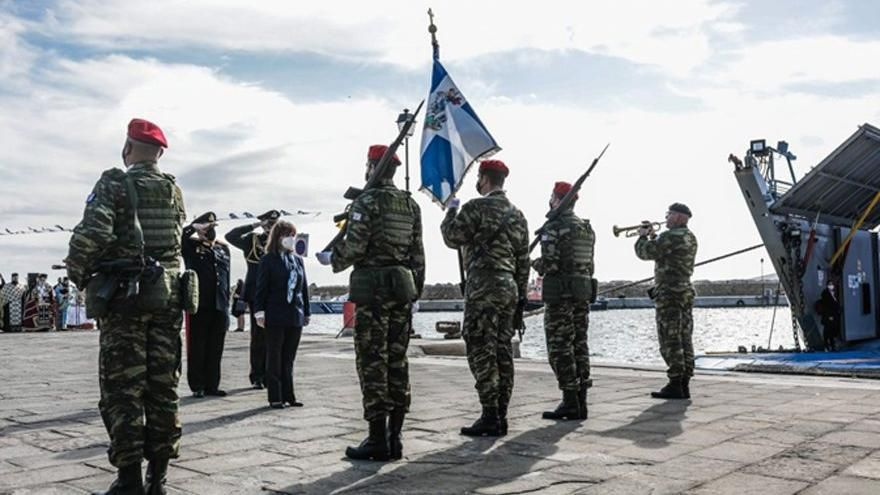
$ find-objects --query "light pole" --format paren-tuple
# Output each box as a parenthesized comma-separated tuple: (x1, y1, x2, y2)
(396, 108, 416, 192)
(760, 257, 765, 304)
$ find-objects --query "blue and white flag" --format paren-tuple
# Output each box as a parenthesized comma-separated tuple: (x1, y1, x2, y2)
(420, 60, 500, 207)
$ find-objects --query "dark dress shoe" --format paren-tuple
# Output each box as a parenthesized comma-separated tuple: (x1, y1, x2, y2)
(252, 382, 264, 390)
(192, 390, 205, 398)
(269, 402, 286, 409)
(206, 390, 227, 397)
(285, 399, 304, 407)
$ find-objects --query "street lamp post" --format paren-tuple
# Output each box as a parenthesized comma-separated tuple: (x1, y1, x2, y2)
(760, 257, 765, 304)
(396, 108, 416, 192)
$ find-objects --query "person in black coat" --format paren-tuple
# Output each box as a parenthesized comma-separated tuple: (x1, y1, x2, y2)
(814, 279, 842, 351)
(254, 220, 310, 409)
(225, 209, 279, 389)
(182, 211, 232, 397)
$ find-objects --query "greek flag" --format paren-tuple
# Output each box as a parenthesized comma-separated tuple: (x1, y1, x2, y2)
(420, 60, 500, 207)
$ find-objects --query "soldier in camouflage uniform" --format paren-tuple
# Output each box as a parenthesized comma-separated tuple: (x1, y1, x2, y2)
(316, 144, 425, 461)
(635, 203, 698, 400)
(440, 159, 530, 437)
(531, 181, 595, 420)
(66, 119, 185, 494)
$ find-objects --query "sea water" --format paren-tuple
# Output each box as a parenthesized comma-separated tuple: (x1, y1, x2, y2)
(306, 306, 796, 364)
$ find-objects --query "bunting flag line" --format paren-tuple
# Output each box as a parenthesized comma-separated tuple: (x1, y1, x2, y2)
(0, 210, 323, 237)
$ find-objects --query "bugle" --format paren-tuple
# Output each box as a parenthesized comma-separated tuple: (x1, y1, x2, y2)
(613, 221, 662, 238)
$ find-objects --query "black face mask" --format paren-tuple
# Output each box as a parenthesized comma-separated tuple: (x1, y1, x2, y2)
(206, 228, 217, 241)
(475, 181, 482, 195)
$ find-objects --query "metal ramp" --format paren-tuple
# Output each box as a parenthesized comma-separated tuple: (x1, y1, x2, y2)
(771, 123, 880, 227)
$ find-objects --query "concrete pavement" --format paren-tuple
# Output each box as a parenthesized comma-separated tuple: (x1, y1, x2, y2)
(2, 331, 880, 494)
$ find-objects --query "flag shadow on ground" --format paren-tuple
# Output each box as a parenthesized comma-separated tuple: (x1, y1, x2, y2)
(597, 399, 690, 448)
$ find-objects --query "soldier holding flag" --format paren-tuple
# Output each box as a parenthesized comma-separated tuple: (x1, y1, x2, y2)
(440, 160, 530, 437)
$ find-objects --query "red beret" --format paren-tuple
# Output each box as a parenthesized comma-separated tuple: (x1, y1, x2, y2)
(368, 144, 401, 165)
(127, 118, 168, 148)
(479, 159, 509, 177)
(553, 181, 578, 199)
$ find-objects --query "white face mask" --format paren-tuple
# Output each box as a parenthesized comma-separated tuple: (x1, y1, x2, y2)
(281, 236, 296, 251)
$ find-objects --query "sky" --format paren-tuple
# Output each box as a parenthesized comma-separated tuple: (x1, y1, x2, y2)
(0, 0, 879, 287)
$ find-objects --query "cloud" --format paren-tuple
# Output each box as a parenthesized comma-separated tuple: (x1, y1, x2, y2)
(31, 0, 736, 76)
(710, 35, 880, 93)
(2, 1, 880, 287)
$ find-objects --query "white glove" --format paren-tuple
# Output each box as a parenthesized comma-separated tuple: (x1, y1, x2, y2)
(316, 250, 333, 266)
(447, 198, 461, 210)
(411, 300, 420, 314)
(255, 311, 266, 328)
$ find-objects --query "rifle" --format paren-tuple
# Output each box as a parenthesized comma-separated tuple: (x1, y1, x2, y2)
(323, 100, 425, 252)
(528, 143, 610, 254)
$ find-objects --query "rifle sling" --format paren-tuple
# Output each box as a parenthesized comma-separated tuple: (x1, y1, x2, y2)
(467, 205, 515, 273)
(122, 175, 146, 265)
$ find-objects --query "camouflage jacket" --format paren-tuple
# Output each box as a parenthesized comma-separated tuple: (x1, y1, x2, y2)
(440, 190, 530, 299)
(66, 161, 186, 287)
(532, 209, 595, 277)
(635, 226, 697, 294)
(331, 179, 426, 296)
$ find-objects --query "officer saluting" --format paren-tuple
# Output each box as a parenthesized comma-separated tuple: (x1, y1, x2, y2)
(225, 209, 280, 389)
(182, 211, 231, 398)
(66, 118, 186, 494)
(532, 181, 595, 420)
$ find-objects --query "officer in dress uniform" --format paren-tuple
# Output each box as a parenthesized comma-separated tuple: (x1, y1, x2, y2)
(532, 181, 595, 420)
(225, 209, 280, 389)
(317, 144, 425, 462)
(440, 159, 530, 437)
(66, 118, 185, 494)
(182, 211, 231, 398)
(635, 203, 698, 400)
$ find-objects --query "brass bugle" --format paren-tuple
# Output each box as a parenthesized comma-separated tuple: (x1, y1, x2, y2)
(613, 221, 663, 238)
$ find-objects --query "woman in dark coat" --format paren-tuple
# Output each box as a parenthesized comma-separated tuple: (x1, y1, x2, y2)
(254, 220, 310, 408)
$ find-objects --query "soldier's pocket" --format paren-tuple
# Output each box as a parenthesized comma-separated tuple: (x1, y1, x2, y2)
(137, 271, 173, 311)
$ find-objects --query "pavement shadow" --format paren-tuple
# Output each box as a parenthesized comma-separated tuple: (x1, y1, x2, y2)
(182, 405, 267, 435)
(278, 420, 581, 494)
(598, 399, 691, 447)
(0, 409, 99, 434)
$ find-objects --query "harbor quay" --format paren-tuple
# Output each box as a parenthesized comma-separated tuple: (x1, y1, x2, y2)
(2, 331, 880, 494)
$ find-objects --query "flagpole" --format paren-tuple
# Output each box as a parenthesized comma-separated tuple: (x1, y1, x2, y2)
(428, 8, 439, 60)
(429, 8, 466, 295)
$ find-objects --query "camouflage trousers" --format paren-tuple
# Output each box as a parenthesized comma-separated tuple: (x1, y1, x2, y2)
(354, 300, 411, 421)
(98, 304, 183, 468)
(655, 297, 694, 380)
(463, 271, 517, 409)
(544, 301, 590, 391)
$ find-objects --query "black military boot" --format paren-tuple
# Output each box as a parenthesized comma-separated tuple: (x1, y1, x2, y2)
(542, 389, 581, 420)
(498, 400, 509, 436)
(345, 418, 390, 461)
(388, 409, 405, 460)
(577, 384, 589, 420)
(682, 376, 691, 399)
(460, 407, 502, 437)
(92, 463, 143, 495)
(144, 458, 168, 495)
(650, 379, 687, 399)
